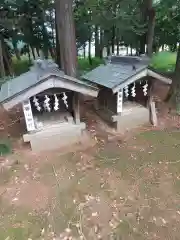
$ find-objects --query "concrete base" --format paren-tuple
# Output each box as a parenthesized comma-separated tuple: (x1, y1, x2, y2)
(116, 106, 149, 132)
(23, 122, 86, 152)
(95, 101, 150, 132)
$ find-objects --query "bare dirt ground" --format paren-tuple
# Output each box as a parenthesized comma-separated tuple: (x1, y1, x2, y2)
(0, 106, 180, 240)
(1, 83, 180, 239)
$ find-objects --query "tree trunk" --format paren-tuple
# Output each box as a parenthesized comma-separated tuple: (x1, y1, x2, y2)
(99, 28, 103, 58)
(130, 45, 133, 55)
(146, 0, 156, 57)
(36, 48, 40, 57)
(104, 29, 110, 56)
(50, 9, 55, 49)
(88, 37, 92, 65)
(116, 39, 119, 55)
(3, 47, 13, 76)
(56, 0, 77, 77)
(95, 26, 100, 57)
(27, 45, 31, 64)
(30, 46, 36, 59)
(42, 24, 49, 59)
(126, 47, 129, 55)
(49, 47, 55, 59)
(83, 44, 86, 58)
(107, 46, 111, 56)
(169, 44, 180, 113)
(111, 26, 115, 54)
(0, 39, 5, 77)
(139, 35, 146, 55)
(153, 43, 158, 53)
(12, 42, 21, 61)
(139, 1, 147, 55)
(55, 2, 61, 68)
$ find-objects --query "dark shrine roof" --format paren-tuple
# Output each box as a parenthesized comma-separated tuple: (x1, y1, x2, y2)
(82, 56, 150, 89)
(0, 59, 98, 106)
(0, 60, 61, 103)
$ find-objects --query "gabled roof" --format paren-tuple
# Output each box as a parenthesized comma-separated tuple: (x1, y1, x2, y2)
(0, 59, 98, 110)
(82, 56, 172, 93)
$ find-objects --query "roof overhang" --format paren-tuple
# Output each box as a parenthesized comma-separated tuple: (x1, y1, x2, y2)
(147, 69, 172, 85)
(1, 75, 99, 110)
(112, 68, 172, 93)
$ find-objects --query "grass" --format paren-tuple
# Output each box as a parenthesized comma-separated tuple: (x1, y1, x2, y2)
(1, 130, 180, 239)
(78, 57, 104, 73)
(150, 51, 177, 72)
(0, 139, 11, 156)
(12, 56, 32, 76)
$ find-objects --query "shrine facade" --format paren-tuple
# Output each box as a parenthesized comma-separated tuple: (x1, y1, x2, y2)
(83, 56, 172, 131)
(0, 59, 98, 151)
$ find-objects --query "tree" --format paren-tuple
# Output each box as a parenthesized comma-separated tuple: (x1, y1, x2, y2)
(169, 45, 180, 114)
(146, 0, 156, 56)
(154, 0, 180, 51)
(56, 0, 77, 77)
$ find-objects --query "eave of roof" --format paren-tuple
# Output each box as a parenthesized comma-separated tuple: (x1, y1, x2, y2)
(82, 63, 172, 94)
(0, 73, 99, 110)
(112, 68, 172, 93)
(0, 59, 99, 109)
(82, 63, 148, 89)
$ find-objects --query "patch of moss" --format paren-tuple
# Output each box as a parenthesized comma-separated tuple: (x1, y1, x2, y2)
(0, 140, 11, 156)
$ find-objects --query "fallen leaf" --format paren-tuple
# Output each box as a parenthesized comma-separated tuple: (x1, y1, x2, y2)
(41, 228, 45, 236)
(92, 212, 98, 217)
(65, 228, 71, 233)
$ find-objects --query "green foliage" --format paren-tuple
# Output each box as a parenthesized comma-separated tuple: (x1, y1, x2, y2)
(155, 0, 180, 49)
(1, 0, 180, 78)
(0, 140, 11, 156)
(1, 56, 102, 79)
(150, 51, 176, 72)
(78, 57, 104, 72)
(12, 56, 32, 76)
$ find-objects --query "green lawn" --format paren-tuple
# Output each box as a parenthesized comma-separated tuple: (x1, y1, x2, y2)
(1, 130, 180, 239)
(150, 51, 177, 72)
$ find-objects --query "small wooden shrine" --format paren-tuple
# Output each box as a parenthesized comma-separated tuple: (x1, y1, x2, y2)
(83, 56, 172, 131)
(0, 59, 98, 151)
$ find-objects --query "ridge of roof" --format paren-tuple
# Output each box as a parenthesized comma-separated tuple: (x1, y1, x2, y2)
(82, 59, 148, 89)
(0, 59, 98, 105)
(104, 55, 150, 66)
(82, 57, 172, 90)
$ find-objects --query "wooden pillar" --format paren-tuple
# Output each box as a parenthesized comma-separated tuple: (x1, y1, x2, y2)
(22, 99, 35, 132)
(117, 89, 123, 114)
(73, 92, 80, 124)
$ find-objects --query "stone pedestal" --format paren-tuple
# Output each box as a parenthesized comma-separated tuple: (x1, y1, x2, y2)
(23, 122, 86, 152)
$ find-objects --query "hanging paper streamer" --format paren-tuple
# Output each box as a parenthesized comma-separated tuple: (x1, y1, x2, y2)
(124, 85, 129, 98)
(33, 96, 41, 112)
(143, 81, 148, 96)
(62, 92, 68, 108)
(44, 95, 51, 112)
(54, 94, 59, 111)
(131, 83, 136, 97)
